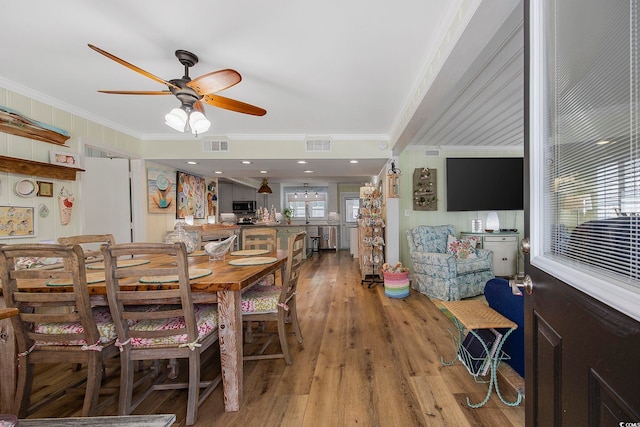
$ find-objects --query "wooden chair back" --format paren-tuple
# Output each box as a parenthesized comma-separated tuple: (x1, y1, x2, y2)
(241, 227, 277, 251)
(58, 234, 116, 260)
(100, 241, 220, 425)
(0, 243, 117, 417)
(242, 231, 305, 364)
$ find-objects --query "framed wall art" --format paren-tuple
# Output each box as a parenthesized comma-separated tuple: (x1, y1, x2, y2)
(0, 205, 36, 238)
(36, 181, 53, 197)
(176, 171, 206, 219)
(147, 165, 175, 214)
(49, 150, 81, 167)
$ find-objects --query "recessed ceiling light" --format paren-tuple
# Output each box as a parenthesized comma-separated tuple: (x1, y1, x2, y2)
(187, 161, 198, 165)
(297, 160, 308, 164)
(241, 160, 252, 164)
(350, 160, 358, 164)
(303, 170, 314, 174)
(260, 170, 268, 174)
(214, 171, 223, 174)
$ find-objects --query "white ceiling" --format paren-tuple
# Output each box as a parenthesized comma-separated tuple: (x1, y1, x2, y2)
(0, 1, 523, 184)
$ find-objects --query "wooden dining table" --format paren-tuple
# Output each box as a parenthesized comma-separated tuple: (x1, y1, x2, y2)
(0, 249, 288, 414)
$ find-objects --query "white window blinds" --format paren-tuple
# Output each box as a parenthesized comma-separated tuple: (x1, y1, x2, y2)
(541, 0, 639, 284)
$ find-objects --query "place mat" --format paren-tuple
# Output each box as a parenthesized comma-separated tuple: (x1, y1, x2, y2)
(188, 250, 207, 257)
(229, 249, 270, 256)
(228, 257, 278, 266)
(138, 268, 212, 284)
(87, 259, 150, 270)
(47, 272, 105, 286)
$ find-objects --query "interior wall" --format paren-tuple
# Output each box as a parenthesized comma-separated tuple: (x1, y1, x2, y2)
(0, 88, 140, 245)
(397, 145, 525, 272)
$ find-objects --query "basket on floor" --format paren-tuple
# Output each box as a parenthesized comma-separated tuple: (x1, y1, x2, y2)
(383, 271, 410, 298)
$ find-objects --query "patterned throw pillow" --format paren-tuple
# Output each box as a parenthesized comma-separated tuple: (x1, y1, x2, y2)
(446, 235, 478, 259)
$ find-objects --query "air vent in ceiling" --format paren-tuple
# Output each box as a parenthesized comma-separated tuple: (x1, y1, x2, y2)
(424, 148, 441, 157)
(203, 140, 229, 152)
(306, 139, 331, 152)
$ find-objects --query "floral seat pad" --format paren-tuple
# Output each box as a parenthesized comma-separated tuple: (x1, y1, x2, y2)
(34, 306, 116, 346)
(128, 304, 218, 347)
(242, 287, 282, 314)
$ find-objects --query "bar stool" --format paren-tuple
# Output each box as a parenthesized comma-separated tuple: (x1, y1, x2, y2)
(310, 236, 321, 255)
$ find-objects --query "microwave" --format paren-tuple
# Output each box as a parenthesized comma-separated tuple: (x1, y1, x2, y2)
(232, 200, 256, 213)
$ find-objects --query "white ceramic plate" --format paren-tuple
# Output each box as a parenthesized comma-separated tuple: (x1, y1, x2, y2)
(15, 179, 38, 197)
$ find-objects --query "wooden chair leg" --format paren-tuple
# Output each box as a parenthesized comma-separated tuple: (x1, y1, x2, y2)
(119, 357, 135, 416)
(290, 303, 303, 343)
(14, 358, 33, 418)
(277, 312, 292, 365)
(82, 354, 103, 416)
(186, 352, 201, 426)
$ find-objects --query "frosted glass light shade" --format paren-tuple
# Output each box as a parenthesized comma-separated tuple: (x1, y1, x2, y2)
(165, 108, 188, 132)
(189, 110, 211, 134)
(486, 211, 500, 231)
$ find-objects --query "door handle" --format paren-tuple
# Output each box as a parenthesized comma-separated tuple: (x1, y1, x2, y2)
(509, 275, 533, 295)
(521, 237, 530, 254)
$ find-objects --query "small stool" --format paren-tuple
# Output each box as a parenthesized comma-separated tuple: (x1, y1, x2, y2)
(310, 236, 320, 255)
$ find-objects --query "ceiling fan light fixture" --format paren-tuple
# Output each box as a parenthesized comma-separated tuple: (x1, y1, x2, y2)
(165, 107, 188, 132)
(189, 110, 211, 134)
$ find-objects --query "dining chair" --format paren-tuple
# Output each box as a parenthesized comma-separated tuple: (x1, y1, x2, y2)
(241, 227, 277, 251)
(241, 231, 305, 364)
(0, 243, 119, 417)
(58, 234, 116, 262)
(100, 242, 221, 426)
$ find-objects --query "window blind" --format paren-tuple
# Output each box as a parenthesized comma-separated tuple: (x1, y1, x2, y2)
(542, 0, 639, 284)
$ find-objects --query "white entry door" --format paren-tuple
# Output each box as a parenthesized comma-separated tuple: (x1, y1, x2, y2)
(81, 157, 132, 244)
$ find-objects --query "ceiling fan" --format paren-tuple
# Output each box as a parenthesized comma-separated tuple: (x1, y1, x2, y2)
(88, 44, 266, 135)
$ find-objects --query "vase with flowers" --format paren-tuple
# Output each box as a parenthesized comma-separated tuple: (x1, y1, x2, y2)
(283, 207, 294, 224)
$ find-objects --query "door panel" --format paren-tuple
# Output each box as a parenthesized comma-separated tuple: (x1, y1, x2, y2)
(525, 0, 640, 423)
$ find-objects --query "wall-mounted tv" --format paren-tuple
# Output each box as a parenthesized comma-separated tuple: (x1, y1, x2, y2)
(446, 157, 524, 212)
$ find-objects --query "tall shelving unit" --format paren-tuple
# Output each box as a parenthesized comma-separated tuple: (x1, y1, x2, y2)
(358, 187, 385, 287)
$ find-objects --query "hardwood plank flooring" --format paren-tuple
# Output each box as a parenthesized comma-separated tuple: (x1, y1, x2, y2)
(24, 250, 525, 426)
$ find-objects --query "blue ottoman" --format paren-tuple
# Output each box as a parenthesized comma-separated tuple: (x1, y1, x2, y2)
(484, 278, 524, 378)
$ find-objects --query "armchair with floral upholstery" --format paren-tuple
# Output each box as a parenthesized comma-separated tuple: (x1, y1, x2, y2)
(406, 224, 494, 301)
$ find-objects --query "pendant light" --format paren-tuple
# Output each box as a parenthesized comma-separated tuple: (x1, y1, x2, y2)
(257, 178, 272, 194)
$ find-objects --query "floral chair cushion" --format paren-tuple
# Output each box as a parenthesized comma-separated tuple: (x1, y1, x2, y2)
(127, 303, 218, 348)
(34, 306, 116, 346)
(241, 286, 282, 314)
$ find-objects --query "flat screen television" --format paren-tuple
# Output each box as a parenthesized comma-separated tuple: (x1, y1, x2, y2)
(446, 157, 524, 211)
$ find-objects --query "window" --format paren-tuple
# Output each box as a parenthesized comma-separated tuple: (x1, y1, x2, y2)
(285, 187, 328, 220)
(532, 0, 640, 287)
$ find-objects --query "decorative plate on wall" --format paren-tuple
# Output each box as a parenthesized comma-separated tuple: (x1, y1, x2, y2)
(15, 179, 39, 197)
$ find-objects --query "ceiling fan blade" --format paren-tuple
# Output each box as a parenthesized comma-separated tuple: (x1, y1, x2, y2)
(202, 94, 267, 116)
(88, 44, 180, 90)
(187, 69, 242, 95)
(193, 100, 206, 113)
(97, 90, 172, 95)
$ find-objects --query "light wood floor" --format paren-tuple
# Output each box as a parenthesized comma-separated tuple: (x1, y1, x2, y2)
(25, 250, 525, 426)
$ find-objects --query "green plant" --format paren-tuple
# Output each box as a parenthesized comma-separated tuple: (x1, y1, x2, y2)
(283, 207, 294, 218)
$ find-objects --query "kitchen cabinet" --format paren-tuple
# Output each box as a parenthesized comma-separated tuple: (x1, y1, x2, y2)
(460, 232, 519, 277)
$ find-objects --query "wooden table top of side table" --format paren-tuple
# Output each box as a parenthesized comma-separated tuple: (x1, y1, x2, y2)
(440, 300, 517, 330)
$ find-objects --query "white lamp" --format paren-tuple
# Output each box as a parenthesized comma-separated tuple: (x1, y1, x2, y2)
(486, 211, 500, 232)
(188, 110, 211, 134)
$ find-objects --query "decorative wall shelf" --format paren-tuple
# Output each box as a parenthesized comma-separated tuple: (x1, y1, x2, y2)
(0, 110, 70, 146)
(0, 155, 84, 181)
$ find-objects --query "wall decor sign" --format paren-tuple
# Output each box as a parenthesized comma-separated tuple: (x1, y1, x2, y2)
(176, 171, 206, 219)
(36, 181, 53, 197)
(49, 150, 81, 167)
(0, 205, 35, 238)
